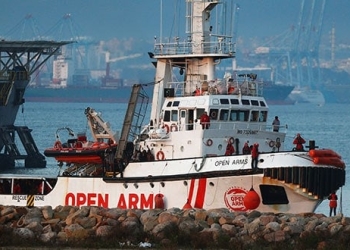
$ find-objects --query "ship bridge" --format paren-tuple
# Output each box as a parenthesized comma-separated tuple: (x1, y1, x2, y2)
(0, 40, 72, 169)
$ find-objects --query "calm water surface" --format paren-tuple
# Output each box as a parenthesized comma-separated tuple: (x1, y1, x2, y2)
(7, 102, 350, 216)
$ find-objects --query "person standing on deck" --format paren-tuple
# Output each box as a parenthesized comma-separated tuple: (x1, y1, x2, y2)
(200, 111, 210, 129)
(225, 140, 235, 156)
(251, 143, 259, 169)
(293, 133, 306, 151)
(272, 116, 280, 132)
(242, 142, 251, 155)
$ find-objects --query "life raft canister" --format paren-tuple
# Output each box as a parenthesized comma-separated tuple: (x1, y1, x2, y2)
(156, 150, 165, 160)
(269, 140, 275, 147)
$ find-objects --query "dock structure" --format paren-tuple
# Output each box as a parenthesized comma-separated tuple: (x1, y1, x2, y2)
(0, 40, 72, 169)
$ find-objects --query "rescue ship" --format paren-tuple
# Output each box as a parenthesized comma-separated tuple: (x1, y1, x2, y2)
(0, 0, 345, 213)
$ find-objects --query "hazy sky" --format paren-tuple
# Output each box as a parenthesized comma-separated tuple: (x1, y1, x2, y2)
(0, 0, 348, 45)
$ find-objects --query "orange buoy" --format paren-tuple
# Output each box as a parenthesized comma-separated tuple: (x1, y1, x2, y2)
(243, 187, 260, 210)
(155, 193, 164, 209)
(183, 199, 193, 210)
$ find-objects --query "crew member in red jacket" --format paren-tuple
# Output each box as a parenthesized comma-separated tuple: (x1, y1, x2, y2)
(293, 133, 306, 151)
(328, 192, 338, 216)
(225, 140, 235, 156)
(200, 111, 210, 129)
(251, 143, 259, 169)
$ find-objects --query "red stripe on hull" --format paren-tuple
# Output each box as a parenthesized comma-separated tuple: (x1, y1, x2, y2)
(194, 178, 207, 208)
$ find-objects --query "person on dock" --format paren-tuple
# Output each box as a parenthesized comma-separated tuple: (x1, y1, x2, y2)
(272, 116, 280, 132)
(293, 133, 306, 151)
(328, 191, 338, 216)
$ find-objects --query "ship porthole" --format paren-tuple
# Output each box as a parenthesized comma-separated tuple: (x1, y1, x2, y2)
(218, 144, 222, 150)
(180, 146, 184, 152)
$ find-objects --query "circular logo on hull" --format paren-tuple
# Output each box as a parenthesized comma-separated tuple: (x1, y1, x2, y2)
(224, 186, 249, 211)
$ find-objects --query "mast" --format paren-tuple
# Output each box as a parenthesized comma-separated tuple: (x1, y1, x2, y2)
(150, 0, 235, 125)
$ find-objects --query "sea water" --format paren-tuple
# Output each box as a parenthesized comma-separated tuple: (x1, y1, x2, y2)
(5, 102, 350, 216)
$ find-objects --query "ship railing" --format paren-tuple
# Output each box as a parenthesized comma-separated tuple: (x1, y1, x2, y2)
(208, 121, 265, 131)
(208, 121, 288, 132)
(154, 39, 234, 56)
(147, 120, 287, 134)
(164, 78, 264, 97)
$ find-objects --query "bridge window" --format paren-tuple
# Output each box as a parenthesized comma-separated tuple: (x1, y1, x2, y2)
(251, 100, 259, 106)
(260, 101, 266, 107)
(260, 111, 267, 122)
(219, 109, 229, 121)
(220, 99, 229, 104)
(230, 110, 249, 121)
(171, 110, 178, 121)
(163, 110, 170, 121)
(230, 99, 239, 105)
(173, 101, 180, 106)
(241, 99, 250, 105)
(251, 111, 259, 122)
(166, 102, 172, 107)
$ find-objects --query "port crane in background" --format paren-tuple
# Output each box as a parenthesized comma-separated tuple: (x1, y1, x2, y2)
(248, 0, 326, 89)
(3, 14, 42, 40)
(44, 13, 97, 87)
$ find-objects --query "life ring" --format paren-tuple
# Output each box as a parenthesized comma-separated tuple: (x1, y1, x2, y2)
(269, 140, 275, 147)
(156, 150, 165, 160)
(210, 111, 217, 119)
(163, 124, 170, 134)
(206, 139, 213, 146)
(54, 141, 62, 149)
(229, 137, 234, 144)
(171, 123, 178, 132)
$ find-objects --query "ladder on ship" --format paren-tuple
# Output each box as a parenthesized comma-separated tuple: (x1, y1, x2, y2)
(115, 84, 149, 163)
